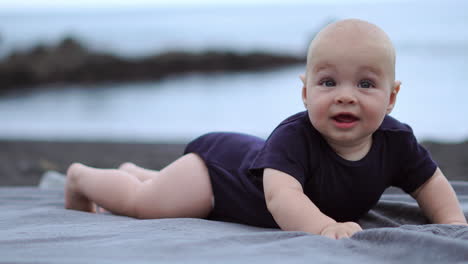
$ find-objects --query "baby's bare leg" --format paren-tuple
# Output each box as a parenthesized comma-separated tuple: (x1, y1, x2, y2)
(65, 153, 213, 219)
(65, 164, 141, 214)
(118, 162, 160, 182)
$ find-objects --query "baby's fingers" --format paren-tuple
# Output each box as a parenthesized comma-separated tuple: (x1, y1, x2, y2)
(344, 222, 363, 231)
(343, 222, 363, 236)
(321, 229, 339, 240)
(336, 223, 362, 239)
(322, 229, 351, 240)
(320, 222, 363, 240)
(335, 232, 350, 239)
(335, 229, 357, 239)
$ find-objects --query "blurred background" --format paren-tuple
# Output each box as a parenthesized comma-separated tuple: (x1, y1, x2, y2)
(2, 0, 468, 186)
(0, 0, 467, 143)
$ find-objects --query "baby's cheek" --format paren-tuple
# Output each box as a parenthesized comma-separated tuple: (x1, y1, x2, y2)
(309, 101, 327, 117)
(364, 104, 387, 130)
(307, 107, 326, 128)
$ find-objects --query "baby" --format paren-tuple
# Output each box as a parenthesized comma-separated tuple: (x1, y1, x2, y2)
(65, 19, 467, 239)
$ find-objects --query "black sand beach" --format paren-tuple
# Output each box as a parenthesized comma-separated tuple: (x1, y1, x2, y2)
(1, 139, 467, 186)
(0, 140, 185, 186)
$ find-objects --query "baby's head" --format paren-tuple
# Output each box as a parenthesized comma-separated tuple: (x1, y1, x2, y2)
(301, 19, 401, 147)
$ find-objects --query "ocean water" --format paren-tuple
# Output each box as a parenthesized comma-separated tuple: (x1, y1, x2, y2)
(0, 1, 467, 142)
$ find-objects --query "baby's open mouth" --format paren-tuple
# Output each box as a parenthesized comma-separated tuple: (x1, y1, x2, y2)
(332, 113, 359, 123)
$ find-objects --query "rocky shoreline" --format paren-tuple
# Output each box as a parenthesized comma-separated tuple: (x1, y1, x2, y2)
(0, 37, 305, 93)
(1, 139, 467, 186)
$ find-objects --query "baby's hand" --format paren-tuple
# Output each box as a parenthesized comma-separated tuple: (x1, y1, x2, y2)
(320, 222, 362, 239)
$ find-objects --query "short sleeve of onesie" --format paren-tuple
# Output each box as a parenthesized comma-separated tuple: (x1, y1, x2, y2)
(390, 126, 438, 193)
(249, 113, 317, 187)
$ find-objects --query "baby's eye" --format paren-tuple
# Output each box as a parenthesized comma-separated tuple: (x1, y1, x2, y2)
(358, 80, 375, 89)
(320, 79, 336, 87)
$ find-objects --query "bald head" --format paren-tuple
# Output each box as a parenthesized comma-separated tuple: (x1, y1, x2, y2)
(306, 19, 396, 82)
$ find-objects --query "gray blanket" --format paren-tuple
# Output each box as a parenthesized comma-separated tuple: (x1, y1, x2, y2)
(1, 180, 468, 263)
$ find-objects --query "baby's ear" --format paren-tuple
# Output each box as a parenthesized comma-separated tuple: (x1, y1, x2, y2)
(301, 76, 308, 108)
(386, 80, 401, 114)
(299, 74, 306, 85)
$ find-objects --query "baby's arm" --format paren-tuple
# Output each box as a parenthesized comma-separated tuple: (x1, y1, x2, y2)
(263, 168, 362, 239)
(411, 167, 467, 225)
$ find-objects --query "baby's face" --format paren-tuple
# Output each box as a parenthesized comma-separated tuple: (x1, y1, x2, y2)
(302, 19, 399, 147)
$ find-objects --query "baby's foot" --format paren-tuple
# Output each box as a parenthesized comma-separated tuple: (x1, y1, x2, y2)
(118, 162, 160, 181)
(118, 162, 138, 172)
(65, 163, 96, 213)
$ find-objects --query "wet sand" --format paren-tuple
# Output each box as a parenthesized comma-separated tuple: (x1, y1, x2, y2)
(0, 139, 467, 186)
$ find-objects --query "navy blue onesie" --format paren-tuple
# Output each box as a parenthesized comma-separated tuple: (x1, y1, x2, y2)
(184, 111, 437, 228)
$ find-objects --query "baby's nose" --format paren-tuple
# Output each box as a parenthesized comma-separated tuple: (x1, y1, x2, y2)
(335, 87, 356, 104)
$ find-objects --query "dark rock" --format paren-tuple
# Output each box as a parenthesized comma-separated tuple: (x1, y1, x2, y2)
(0, 37, 305, 92)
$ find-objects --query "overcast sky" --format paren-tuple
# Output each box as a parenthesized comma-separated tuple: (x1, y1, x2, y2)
(0, 0, 410, 9)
